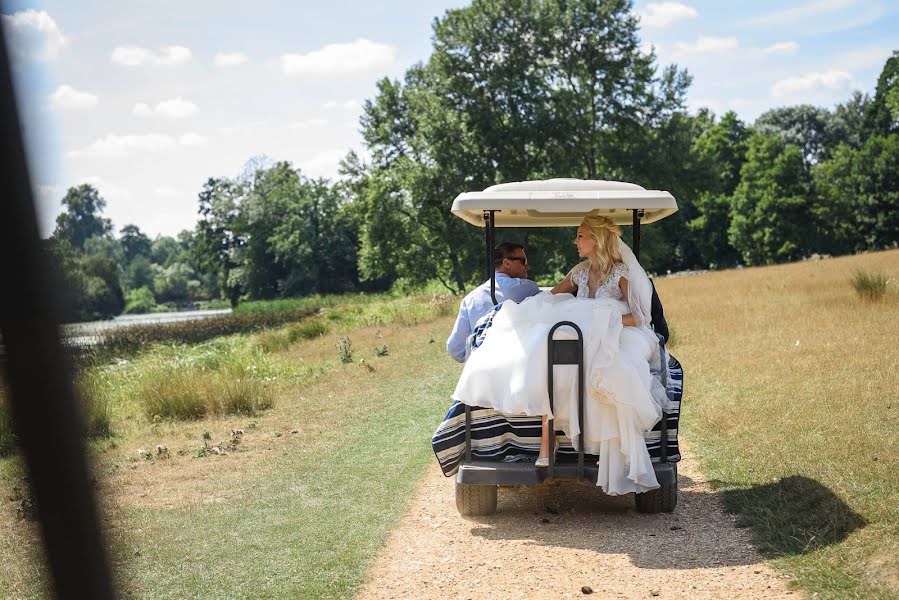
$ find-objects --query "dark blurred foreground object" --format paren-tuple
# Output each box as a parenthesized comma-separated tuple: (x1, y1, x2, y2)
(0, 10, 115, 600)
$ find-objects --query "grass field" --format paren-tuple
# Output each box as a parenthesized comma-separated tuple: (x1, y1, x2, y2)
(0, 294, 460, 598)
(1, 250, 897, 599)
(657, 249, 899, 599)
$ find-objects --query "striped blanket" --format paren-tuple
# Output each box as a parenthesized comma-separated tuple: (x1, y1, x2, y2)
(432, 350, 683, 478)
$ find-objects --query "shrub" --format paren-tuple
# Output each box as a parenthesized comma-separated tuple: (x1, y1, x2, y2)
(850, 269, 889, 301)
(139, 368, 210, 420)
(375, 344, 389, 357)
(287, 319, 329, 342)
(337, 336, 353, 363)
(123, 286, 158, 314)
(137, 364, 274, 421)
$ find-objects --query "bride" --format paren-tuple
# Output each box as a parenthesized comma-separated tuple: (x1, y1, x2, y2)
(451, 210, 667, 495)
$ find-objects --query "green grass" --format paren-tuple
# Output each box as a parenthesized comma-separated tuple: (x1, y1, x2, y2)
(1, 290, 459, 598)
(660, 249, 899, 599)
(110, 360, 456, 598)
(850, 268, 889, 301)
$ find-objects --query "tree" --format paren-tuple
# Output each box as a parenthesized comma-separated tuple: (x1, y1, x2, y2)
(814, 135, 899, 252)
(53, 184, 112, 250)
(267, 177, 360, 295)
(193, 177, 244, 304)
(754, 105, 849, 166)
(123, 255, 155, 291)
(150, 236, 182, 267)
(687, 111, 751, 267)
(863, 50, 899, 137)
(357, 0, 696, 287)
(729, 134, 818, 265)
(119, 224, 152, 263)
(833, 91, 871, 149)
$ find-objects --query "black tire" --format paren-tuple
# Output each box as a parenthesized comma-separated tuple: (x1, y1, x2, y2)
(455, 482, 498, 516)
(635, 470, 678, 513)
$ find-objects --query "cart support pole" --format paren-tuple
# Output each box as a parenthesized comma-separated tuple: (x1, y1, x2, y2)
(464, 405, 472, 462)
(632, 209, 642, 261)
(484, 210, 497, 305)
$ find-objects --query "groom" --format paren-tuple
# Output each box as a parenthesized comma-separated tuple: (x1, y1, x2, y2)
(446, 242, 540, 363)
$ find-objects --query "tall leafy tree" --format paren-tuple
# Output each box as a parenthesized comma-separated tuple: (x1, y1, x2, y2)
(729, 134, 817, 264)
(687, 111, 751, 267)
(814, 134, 899, 252)
(53, 184, 113, 250)
(119, 224, 152, 263)
(194, 177, 245, 304)
(863, 50, 899, 137)
(754, 105, 849, 166)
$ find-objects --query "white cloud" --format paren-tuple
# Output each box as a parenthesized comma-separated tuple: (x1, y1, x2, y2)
(290, 118, 328, 130)
(2, 10, 68, 61)
(78, 176, 134, 204)
(322, 99, 360, 111)
(50, 84, 98, 110)
(638, 42, 660, 56)
(638, 2, 698, 28)
(214, 52, 248, 67)
(68, 132, 208, 158)
(155, 97, 198, 119)
(762, 41, 799, 55)
(749, 0, 856, 27)
(178, 133, 208, 147)
(111, 45, 192, 67)
(132, 103, 153, 117)
(154, 186, 179, 198)
(297, 148, 350, 179)
(217, 120, 267, 135)
(281, 38, 396, 77)
(770, 69, 856, 98)
(674, 36, 738, 56)
(132, 97, 198, 119)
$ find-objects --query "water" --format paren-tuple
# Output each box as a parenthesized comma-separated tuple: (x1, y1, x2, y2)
(64, 309, 233, 347)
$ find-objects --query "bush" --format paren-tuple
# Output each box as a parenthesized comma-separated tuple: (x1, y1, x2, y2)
(287, 319, 329, 342)
(77, 373, 113, 438)
(123, 286, 157, 314)
(850, 269, 889, 301)
(337, 336, 353, 363)
(137, 364, 274, 421)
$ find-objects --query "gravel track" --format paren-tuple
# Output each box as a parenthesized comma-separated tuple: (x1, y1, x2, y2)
(357, 441, 798, 599)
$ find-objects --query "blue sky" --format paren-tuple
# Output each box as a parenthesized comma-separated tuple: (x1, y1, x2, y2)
(2, 0, 897, 237)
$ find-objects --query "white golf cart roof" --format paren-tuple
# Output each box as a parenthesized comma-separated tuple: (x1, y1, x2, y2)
(451, 178, 677, 227)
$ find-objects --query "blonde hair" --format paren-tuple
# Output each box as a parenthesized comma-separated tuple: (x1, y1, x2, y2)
(578, 210, 622, 278)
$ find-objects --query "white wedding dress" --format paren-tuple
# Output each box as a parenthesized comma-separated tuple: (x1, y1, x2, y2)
(452, 241, 666, 495)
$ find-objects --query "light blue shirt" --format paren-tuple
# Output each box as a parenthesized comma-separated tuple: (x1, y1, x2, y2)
(446, 273, 541, 363)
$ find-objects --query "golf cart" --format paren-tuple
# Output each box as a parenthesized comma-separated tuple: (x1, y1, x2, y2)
(432, 178, 683, 516)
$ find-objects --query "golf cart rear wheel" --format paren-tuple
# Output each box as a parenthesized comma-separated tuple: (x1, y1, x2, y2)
(455, 482, 498, 516)
(635, 475, 678, 513)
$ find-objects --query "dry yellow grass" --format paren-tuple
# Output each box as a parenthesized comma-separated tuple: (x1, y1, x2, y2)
(656, 249, 899, 599)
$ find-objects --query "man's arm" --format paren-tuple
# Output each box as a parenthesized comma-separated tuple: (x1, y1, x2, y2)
(445, 301, 471, 363)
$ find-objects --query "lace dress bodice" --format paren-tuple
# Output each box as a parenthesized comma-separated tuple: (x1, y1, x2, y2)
(570, 262, 629, 301)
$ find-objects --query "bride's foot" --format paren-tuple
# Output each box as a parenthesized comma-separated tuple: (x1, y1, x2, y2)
(535, 440, 558, 468)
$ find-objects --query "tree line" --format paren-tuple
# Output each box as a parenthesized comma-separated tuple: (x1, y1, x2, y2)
(45, 0, 899, 322)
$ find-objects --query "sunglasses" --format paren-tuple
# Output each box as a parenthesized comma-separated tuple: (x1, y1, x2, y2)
(507, 256, 529, 265)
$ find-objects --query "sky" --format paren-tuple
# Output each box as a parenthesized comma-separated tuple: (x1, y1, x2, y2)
(2, 0, 897, 238)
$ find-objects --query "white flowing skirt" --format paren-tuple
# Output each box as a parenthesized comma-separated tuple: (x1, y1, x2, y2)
(451, 292, 664, 495)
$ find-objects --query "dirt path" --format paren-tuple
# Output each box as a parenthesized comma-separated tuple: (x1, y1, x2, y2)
(357, 441, 797, 600)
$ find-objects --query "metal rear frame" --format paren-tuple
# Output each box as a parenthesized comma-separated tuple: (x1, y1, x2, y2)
(457, 206, 674, 487)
